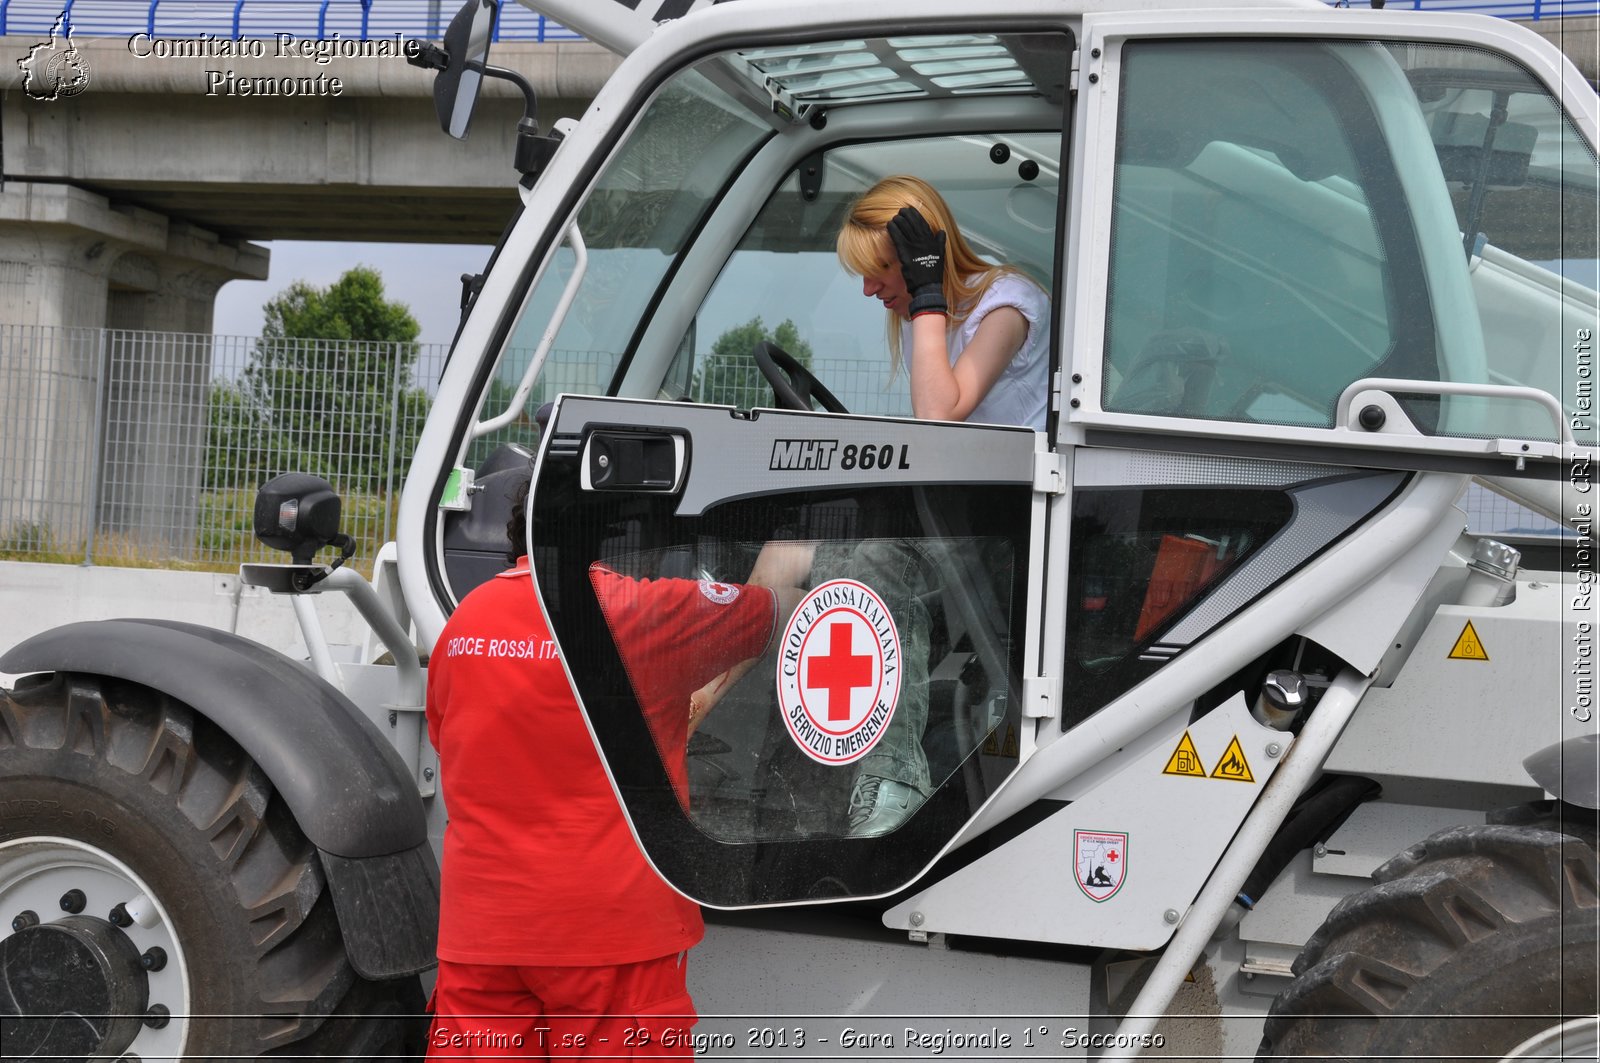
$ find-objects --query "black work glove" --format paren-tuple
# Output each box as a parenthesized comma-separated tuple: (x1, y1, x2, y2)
(888, 206, 948, 317)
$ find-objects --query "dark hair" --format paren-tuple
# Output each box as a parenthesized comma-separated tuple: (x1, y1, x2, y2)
(506, 478, 531, 565)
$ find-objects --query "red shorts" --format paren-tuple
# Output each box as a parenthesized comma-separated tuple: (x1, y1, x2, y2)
(427, 952, 697, 1059)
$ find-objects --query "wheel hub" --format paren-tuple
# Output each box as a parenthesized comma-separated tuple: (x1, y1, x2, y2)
(0, 913, 149, 1057)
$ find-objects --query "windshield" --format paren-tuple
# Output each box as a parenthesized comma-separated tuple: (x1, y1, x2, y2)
(466, 67, 773, 469)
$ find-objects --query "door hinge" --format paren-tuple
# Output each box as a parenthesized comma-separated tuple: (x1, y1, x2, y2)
(1033, 450, 1067, 495)
(1069, 49, 1080, 94)
(1022, 675, 1056, 719)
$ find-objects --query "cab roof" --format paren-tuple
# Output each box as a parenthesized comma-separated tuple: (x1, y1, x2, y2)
(521, 0, 1331, 60)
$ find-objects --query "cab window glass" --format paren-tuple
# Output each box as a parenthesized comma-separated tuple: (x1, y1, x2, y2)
(670, 133, 1063, 417)
(1104, 39, 1429, 429)
(467, 68, 772, 468)
(531, 468, 1033, 905)
(1065, 486, 1293, 726)
(1103, 39, 1598, 445)
(1407, 44, 1600, 448)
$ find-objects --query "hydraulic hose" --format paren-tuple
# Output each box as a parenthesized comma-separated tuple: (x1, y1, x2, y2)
(1237, 774, 1380, 909)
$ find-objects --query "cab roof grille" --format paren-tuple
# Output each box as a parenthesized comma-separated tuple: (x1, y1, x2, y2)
(736, 34, 1035, 116)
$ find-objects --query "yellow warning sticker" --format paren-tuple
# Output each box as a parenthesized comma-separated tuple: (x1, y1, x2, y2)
(983, 724, 1021, 758)
(1162, 732, 1208, 778)
(1448, 620, 1489, 661)
(1209, 736, 1256, 783)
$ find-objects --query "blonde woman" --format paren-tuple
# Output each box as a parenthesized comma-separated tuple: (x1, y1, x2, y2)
(690, 178, 1051, 836)
(835, 174, 1050, 429)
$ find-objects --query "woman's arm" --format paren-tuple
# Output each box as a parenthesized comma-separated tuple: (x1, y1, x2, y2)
(908, 304, 1028, 422)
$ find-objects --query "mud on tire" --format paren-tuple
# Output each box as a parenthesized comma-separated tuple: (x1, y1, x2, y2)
(1258, 806, 1599, 1063)
(0, 672, 425, 1059)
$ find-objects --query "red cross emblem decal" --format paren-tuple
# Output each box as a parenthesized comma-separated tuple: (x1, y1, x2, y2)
(776, 579, 902, 766)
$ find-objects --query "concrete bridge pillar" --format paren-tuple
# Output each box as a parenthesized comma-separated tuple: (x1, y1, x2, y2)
(0, 182, 266, 558)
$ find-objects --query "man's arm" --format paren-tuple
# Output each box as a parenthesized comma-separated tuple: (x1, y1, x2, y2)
(688, 582, 805, 735)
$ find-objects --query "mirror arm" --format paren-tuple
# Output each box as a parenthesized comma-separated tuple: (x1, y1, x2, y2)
(476, 61, 566, 176)
(479, 62, 539, 132)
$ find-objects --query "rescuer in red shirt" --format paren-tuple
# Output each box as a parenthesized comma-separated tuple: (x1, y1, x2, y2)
(425, 488, 794, 1059)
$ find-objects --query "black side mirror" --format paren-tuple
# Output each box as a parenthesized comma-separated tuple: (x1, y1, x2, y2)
(410, 0, 498, 140)
(409, 0, 560, 178)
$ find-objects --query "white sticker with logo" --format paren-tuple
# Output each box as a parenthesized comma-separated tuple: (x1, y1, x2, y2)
(1074, 829, 1128, 902)
(775, 578, 902, 765)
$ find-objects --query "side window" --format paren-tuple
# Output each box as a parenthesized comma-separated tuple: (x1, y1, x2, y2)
(1103, 38, 1598, 446)
(1065, 486, 1292, 725)
(466, 69, 773, 469)
(1104, 39, 1433, 428)
(674, 132, 1063, 416)
(1412, 45, 1599, 446)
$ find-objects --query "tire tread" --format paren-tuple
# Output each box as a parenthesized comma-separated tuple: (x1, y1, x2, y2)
(1260, 813, 1599, 1063)
(0, 673, 421, 1058)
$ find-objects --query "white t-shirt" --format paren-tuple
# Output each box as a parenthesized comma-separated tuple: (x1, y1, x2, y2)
(901, 271, 1051, 430)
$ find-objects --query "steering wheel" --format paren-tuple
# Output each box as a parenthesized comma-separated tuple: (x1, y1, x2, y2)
(754, 341, 849, 414)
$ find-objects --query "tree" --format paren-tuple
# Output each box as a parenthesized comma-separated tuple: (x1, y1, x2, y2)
(207, 266, 428, 494)
(259, 265, 421, 346)
(694, 317, 813, 408)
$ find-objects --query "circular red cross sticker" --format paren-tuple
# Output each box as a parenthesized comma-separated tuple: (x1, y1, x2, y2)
(775, 578, 902, 765)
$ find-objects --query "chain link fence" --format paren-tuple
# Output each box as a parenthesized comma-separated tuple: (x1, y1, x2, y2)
(0, 324, 449, 573)
(0, 323, 1560, 576)
(0, 325, 916, 575)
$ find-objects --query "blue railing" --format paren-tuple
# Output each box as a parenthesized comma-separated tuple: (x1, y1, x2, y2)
(0, 0, 582, 40)
(0, 0, 1592, 39)
(1331, 0, 1600, 15)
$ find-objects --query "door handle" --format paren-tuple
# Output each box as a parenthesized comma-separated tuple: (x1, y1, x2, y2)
(580, 429, 687, 493)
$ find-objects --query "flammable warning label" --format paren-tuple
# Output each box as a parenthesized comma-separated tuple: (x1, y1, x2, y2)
(1209, 735, 1256, 783)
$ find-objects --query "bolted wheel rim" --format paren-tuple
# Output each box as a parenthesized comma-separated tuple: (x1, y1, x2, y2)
(1501, 1016, 1600, 1063)
(0, 836, 190, 1060)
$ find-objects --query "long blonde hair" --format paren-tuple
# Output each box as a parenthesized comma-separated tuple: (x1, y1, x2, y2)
(836, 175, 1014, 375)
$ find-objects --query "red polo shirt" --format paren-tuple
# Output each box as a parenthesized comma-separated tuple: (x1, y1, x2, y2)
(427, 560, 775, 967)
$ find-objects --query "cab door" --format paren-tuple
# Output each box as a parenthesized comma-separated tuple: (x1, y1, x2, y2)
(529, 397, 1046, 906)
(849, 10, 1598, 955)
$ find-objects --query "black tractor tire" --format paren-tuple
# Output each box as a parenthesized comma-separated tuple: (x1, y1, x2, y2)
(0, 672, 426, 1060)
(1258, 809, 1599, 1063)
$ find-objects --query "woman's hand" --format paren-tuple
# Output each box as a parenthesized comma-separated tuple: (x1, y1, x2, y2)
(888, 206, 948, 317)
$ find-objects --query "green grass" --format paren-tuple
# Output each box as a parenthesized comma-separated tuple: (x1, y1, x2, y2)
(1, 488, 399, 577)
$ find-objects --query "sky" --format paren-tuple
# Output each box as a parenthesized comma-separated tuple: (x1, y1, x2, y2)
(212, 240, 496, 348)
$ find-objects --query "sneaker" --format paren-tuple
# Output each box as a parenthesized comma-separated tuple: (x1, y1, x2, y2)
(847, 775, 920, 837)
